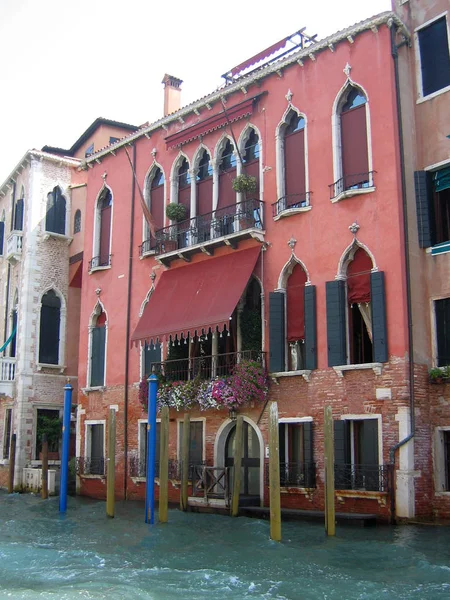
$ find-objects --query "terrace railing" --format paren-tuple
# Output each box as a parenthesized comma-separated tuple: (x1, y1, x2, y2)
(329, 171, 375, 199)
(76, 457, 105, 476)
(149, 350, 266, 382)
(88, 254, 112, 270)
(334, 463, 393, 493)
(264, 461, 317, 488)
(0, 358, 16, 382)
(272, 193, 311, 217)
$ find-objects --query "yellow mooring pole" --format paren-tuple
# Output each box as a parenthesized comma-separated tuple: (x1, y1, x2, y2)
(159, 406, 169, 523)
(324, 406, 336, 536)
(41, 434, 49, 500)
(231, 415, 244, 517)
(269, 401, 282, 542)
(180, 413, 190, 512)
(106, 408, 116, 518)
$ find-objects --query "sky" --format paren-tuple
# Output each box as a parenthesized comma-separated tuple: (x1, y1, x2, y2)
(0, 0, 392, 185)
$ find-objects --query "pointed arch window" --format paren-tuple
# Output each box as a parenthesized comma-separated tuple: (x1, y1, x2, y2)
(14, 187, 24, 231)
(331, 86, 373, 199)
(218, 139, 237, 210)
(286, 263, 308, 370)
(196, 149, 213, 217)
(177, 158, 191, 219)
(0, 220, 4, 255)
(91, 188, 112, 269)
(45, 186, 66, 235)
(73, 209, 81, 234)
(242, 129, 260, 198)
(39, 290, 61, 365)
(149, 167, 165, 231)
(90, 310, 106, 387)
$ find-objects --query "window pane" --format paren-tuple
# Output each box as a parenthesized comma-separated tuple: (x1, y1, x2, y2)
(419, 17, 450, 96)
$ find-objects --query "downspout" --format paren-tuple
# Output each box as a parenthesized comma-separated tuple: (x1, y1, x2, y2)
(123, 144, 137, 499)
(390, 24, 414, 519)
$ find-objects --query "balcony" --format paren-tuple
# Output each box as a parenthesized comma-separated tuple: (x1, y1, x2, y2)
(272, 193, 311, 220)
(88, 254, 112, 271)
(6, 231, 23, 264)
(0, 357, 16, 396)
(140, 198, 265, 266)
(334, 463, 392, 493)
(329, 171, 375, 202)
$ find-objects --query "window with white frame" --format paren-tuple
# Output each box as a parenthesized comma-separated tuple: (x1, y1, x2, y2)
(2, 408, 12, 460)
(178, 420, 204, 466)
(39, 289, 61, 365)
(434, 427, 450, 493)
(73, 209, 81, 234)
(0, 219, 4, 255)
(89, 309, 106, 387)
(142, 342, 162, 378)
(136, 420, 161, 478)
(434, 298, 450, 366)
(45, 186, 66, 235)
(279, 419, 314, 487)
(35, 408, 61, 459)
(417, 15, 450, 98)
(92, 187, 112, 269)
(85, 422, 105, 475)
(142, 167, 165, 255)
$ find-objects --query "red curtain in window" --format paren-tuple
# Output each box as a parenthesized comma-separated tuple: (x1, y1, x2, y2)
(244, 160, 259, 196)
(151, 185, 165, 230)
(178, 184, 191, 219)
(284, 130, 306, 197)
(218, 168, 236, 210)
(347, 248, 372, 304)
(341, 105, 369, 180)
(287, 264, 307, 341)
(197, 178, 213, 216)
(99, 206, 111, 262)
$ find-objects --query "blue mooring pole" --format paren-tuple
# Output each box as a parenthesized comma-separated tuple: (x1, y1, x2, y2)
(145, 374, 158, 524)
(59, 382, 73, 513)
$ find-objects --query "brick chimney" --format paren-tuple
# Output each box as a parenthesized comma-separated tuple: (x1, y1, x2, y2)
(162, 74, 183, 117)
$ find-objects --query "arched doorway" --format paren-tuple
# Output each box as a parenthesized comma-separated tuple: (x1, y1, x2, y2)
(225, 420, 260, 502)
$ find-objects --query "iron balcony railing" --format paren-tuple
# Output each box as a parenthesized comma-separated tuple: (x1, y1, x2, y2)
(88, 254, 112, 270)
(128, 458, 205, 481)
(272, 193, 311, 217)
(149, 350, 266, 382)
(329, 171, 375, 199)
(139, 198, 263, 257)
(76, 457, 105, 476)
(264, 461, 317, 488)
(334, 463, 393, 493)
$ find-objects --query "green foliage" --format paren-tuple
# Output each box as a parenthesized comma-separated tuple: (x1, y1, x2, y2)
(240, 307, 262, 352)
(166, 202, 187, 222)
(37, 413, 61, 452)
(232, 174, 257, 194)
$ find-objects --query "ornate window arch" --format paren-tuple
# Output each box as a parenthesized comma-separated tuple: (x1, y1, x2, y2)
(38, 288, 66, 366)
(237, 124, 262, 200)
(73, 209, 81, 234)
(193, 146, 213, 218)
(215, 135, 237, 211)
(143, 163, 166, 250)
(87, 300, 108, 388)
(14, 185, 25, 232)
(91, 185, 113, 269)
(45, 186, 67, 235)
(170, 153, 191, 221)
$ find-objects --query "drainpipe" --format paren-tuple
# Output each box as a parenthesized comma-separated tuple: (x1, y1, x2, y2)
(123, 144, 137, 499)
(390, 24, 414, 520)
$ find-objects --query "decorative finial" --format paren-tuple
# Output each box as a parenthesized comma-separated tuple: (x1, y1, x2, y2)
(95, 287, 101, 296)
(349, 222, 360, 236)
(151, 148, 157, 159)
(66, 377, 71, 384)
(343, 63, 352, 78)
(101, 171, 107, 182)
(150, 271, 156, 282)
(288, 237, 297, 251)
(285, 89, 293, 103)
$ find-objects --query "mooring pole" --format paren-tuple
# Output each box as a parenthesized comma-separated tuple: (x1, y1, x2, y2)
(59, 382, 73, 513)
(180, 412, 190, 512)
(106, 408, 116, 518)
(145, 374, 158, 524)
(8, 433, 16, 494)
(269, 401, 282, 542)
(159, 405, 169, 523)
(324, 406, 336, 536)
(41, 434, 49, 500)
(231, 415, 244, 517)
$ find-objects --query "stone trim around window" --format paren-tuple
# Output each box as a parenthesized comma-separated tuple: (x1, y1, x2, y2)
(332, 362, 383, 377)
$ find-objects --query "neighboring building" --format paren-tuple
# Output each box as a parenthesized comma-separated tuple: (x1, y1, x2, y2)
(0, 119, 138, 492)
(393, 0, 450, 519)
(75, 9, 425, 522)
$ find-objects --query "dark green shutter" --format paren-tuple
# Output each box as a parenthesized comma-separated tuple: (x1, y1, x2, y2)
(435, 298, 450, 366)
(90, 326, 106, 387)
(54, 189, 66, 235)
(304, 285, 317, 370)
(371, 271, 388, 363)
(414, 171, 434, 248)
(360, 419, 379, 491)
(334, 420, 350, 489)
(326, 280, 346, 367)
(0, 222, 4, 255)
(14, 198, 24, 231)
(303, 421, 314, 487)
(269, 291, 285, 372)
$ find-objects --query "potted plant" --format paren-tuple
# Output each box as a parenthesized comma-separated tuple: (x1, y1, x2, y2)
(166, 203, 187, 222)
(232, 174, 257, 196)
(430, 367, 444, 384)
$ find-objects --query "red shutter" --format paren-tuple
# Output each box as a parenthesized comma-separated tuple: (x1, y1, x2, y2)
(151, 184, 165, 230)
(341, 105, 369, 184)
(178, 184, 191, 219)
(287, 264, 307, 341)
(197, 178, 213, 216)
(284, 130, 306, 197)
(244, 160, 259, 196)
(218, 168, 236, 210)
(347, 248, 372, 304)
(99, 206, 111, 263)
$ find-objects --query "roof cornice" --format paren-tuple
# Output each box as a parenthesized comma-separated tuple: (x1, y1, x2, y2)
(82, 11, 408, 168)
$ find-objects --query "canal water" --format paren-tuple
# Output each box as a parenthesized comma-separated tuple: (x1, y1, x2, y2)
(1, 491, 450, 599)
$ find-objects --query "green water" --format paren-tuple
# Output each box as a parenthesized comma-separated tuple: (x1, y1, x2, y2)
(0, 491, 449, 599)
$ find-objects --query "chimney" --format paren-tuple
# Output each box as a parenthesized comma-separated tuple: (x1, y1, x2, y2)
(162, 74, 183, 117)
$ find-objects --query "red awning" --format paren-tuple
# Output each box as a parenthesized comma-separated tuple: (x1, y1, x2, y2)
(164, 95, 263, 149)
(131, 246, 261, 345)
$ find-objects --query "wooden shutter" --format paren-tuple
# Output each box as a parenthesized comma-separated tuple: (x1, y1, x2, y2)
(144, 342, 161, 376)
(218, 168, 236, 210)
(284, 129, 306, 197)
(303, 421, 314, 487)
(14, 198, 24, 231)
(178, 183, 191, 218)
(435, 298, 450, 367)
(326, 280, 346, 367)
(418, 17, 450, 97)
(54, 189, 66, 235)
(334, 420, 350, 489)
(304, 285, 317, 370)
(287, 264, 306, 342)
(269, 291, 285, 372)
(197, 178, 213, 216)
(360, 420, 379, 465)
(90, 326, 106, 387)
(244, 160, 260, 197)
(414, 171, 434, 248)
(370, 272, 388, 363)
(150, 184, 165, 231)
(39, 304, 60, 364)
(341, 105, 369, 187)
(91, 424, 104, 459)
(0, 221, 4, 255)
(99, 206, 111, 265)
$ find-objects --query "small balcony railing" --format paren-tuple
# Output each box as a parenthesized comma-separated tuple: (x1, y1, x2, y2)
(6, 231, 23, 262)
(88, 254, 112, 270)
(191, 465, 231, 504)
(128, 457, 183, 479)
(76, 457, 105, 476)
(149, 350, 265, 382)
(264, 461, 317, 488)
(139, 198, 263, 256)
(272, 193, 311, 217)
(0, 358, 16, 382)
(329, 171, 375, 199)
(334, 463, 392, 493)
